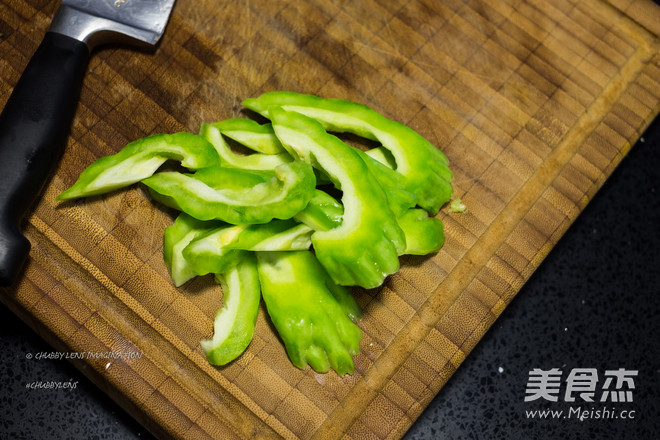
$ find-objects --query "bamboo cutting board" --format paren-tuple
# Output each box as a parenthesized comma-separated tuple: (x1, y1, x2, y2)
(1, 0, 659, 439)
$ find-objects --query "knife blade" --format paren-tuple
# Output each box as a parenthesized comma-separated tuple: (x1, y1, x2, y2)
(0, 0, 176, 286)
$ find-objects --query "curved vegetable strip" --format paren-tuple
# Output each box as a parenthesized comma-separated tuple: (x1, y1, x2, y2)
(141, 160, 316, 224)
(256, 250, 362, 376)
(163, 213, 223, 287)
(57, 132, 220, 200)
(148, 166, 286, 218)
(201, 122, 292, 170)
(270, 108, 405, 289)
(212, 118, 286, 154)
(145, 165, 270, 213)
(183, 219, 314, 276)
(201, 253, 261, 366)
(190, 166, 270, 190)
(243, 91, 453, 214)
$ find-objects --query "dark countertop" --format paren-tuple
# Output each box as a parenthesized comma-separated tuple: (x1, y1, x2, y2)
(1, 122, 659, 438)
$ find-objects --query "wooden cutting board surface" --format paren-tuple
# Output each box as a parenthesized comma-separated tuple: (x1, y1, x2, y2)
(2, 0, 659, 439)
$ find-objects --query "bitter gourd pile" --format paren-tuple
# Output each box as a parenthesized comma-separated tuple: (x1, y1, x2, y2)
(58, 92, 453, 376)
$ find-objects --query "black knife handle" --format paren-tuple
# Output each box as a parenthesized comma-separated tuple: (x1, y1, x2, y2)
(0, 32, 89, 286)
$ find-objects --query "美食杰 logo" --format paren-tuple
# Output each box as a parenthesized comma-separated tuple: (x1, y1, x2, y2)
(523, 368, 639, 421)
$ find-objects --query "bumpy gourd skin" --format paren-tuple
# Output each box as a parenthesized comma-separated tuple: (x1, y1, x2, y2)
(243, 91, 453, 214)
(269, 107, 405, 289)
(57, 132, 220, 200)
(141, 160, 316, 224)
(293, 189, 344, 232)
(356, 149, 417, 217)
(352, 151, 445, 255)
(256, 250, 362, 376)
(396, 209, 445, 255)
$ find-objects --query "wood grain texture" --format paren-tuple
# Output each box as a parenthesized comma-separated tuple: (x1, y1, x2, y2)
(1, 0, 659, 439)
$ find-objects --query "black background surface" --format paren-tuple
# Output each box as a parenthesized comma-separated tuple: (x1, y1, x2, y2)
(2, 28, 660, 440)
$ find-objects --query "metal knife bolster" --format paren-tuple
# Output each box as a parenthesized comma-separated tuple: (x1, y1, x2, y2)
(0, 0, 175, 286)
(50, 4, 162, 49)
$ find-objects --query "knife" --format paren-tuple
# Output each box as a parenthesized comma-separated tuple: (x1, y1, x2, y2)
(0, 0, 176, 286)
